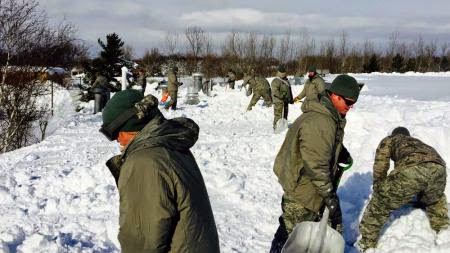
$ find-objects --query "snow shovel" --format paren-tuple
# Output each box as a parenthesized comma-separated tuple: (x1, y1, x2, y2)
(274, 105, 288, 134)
(281, 207, 345, 253)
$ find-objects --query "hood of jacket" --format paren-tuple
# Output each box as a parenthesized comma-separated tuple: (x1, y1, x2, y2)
(123, 114, 199, 157)
(301, 92, 343, 123)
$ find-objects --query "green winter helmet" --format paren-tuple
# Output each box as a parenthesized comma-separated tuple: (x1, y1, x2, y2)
(308, 65, 317, 73)
(101, 90, 149, 140)
(327, 74, 360, 101)
(277, 64, 286, 73)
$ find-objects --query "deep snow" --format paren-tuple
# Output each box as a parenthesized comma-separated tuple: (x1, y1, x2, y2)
(1, 72, 450, 253)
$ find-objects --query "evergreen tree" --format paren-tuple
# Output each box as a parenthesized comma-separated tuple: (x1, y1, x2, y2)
(440, 56, 449, 71)
(363, 54, 380, 73)
(391, 53, 405, 73)
(97, 33, 126, 90)
(405, 58, 416, 72)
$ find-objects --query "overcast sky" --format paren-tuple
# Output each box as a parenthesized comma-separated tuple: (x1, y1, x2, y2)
(40, 0, 450, 57)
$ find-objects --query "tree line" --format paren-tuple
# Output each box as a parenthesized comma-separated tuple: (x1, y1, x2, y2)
(136, 27, 450, 79)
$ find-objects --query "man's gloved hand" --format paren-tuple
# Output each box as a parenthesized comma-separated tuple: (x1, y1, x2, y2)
(337, 147, 353, 171)
(293, 96, 300, 103)
(324, 193, 341, 222)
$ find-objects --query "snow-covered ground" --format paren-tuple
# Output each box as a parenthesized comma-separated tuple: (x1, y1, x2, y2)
(1, 73, 450, 253)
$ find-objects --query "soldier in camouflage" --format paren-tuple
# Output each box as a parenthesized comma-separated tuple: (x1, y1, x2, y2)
(165, 66, 182, 110)
(270, 74, 361, 253)
(226, 68, 236, 89)
(358, 127, 449, 251)
(271, 65, 293, 129)
(243, 71, 272, 111)
(293, 65, 325, 110)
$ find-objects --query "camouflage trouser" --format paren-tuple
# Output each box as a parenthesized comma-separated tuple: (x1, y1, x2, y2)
(273, 102, 288, 129)
(165, 90, 178, 110)
(247, 91, 272, 110)
(359, 163, 449, 251)
(270, 196, 343, 253)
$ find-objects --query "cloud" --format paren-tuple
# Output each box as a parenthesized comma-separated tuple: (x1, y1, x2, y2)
(38, 1, 450, 56)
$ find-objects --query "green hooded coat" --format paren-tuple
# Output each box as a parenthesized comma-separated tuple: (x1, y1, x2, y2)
(295, 75, 325, 102)
(273, 93, 347, 212)
(106, 114, 220, 253)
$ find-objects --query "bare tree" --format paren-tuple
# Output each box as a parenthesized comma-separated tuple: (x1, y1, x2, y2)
(0, 0, 46, 90)
(297, 31, 316, 72)
(338, 30, 348, 72)
(259, 34, 276, 59)
(387, 31, 400, 57)
(278, 30, 292, 63)
(243, 31, 258, 61)
(424, 39, 437, 71)
(123, 44, 135, 60)
(0, 0, 83, 152)
(184, 26, 206, 57)
(164, 31, 179, 55)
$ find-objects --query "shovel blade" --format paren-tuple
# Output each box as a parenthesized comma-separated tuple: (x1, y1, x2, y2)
(282, 221, 345, 253)
(274, 118, 288, 134)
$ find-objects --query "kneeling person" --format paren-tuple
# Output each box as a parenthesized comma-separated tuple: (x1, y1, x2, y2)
(358, 127, 449, 251)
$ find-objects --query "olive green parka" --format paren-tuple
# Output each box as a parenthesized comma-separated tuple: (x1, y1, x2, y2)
(271, 74, 293, 104)
(106, 114, 220, 253)
(295, 74, 325, 102)
(273, 93, 347, 212)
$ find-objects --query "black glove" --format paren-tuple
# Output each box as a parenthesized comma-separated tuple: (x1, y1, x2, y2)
(324, 194, 341, 223)
(337, 147, 353, 171)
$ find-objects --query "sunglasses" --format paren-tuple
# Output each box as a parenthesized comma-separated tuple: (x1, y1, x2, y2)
(339, 95, 356, 106)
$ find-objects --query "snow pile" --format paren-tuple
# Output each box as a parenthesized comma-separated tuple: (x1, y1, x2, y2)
(0, 73, 450, 253)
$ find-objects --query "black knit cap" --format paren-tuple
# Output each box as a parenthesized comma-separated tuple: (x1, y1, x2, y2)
(327, 74, 360, 101)
(391, 126, 410, 137)
(102, 89, 148, 132)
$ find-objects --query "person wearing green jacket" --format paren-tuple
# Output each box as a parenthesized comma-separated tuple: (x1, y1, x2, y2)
(269, 74, 361, 253)
(100, 90, 220, 253)
(293, 65, 325, 109)
(226, 68, 236, 89)
(165, 66, 182, 110)
(271, 65, 293, 129)
(358, 127, 448, 251)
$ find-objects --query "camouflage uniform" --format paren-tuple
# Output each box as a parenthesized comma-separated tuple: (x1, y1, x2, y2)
(243, 75, 272, 110)
(165, 68, 181, 110)
(270, 94, 347, 253)
(359, 134, 449, 251)
(226, 70, 236, 89)
(271, 72, 293, 129)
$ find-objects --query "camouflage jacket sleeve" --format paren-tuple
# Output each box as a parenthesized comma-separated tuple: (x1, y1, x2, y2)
(373, 136, 392, 184)
(299, 114, 336, 198)
(271, 78, 282, 99)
